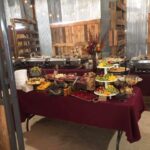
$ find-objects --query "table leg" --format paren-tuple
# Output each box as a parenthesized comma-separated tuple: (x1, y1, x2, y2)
(26, 114, 34, 132)
(116, 130, 123, 150)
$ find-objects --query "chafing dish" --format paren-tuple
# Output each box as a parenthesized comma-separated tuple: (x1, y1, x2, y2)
(130, 59, 150, 72)
(26, 57, 45, 62)
(69, 58, 81, 65)
(49, 58, 66, 65)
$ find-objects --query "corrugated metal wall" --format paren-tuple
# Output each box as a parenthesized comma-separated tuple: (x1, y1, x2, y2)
(60, 0, 101, 22)
(35, 0, 52, 56)
(4, 0, 21, 25)
(126, 0, 150, 58)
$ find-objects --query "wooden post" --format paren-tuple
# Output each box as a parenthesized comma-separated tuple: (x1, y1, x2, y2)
(109, 1, 126, 57)
(0, 105, 11, 150)
(31, 0, 36, 21)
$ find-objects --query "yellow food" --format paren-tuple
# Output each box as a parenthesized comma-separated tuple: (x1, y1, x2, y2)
(27, 77, 45, 85)
(98, 60, 112, 67)
(37, 82, 51, 90)
(96, 74, 117, 81)
(108, 75, 117, 81)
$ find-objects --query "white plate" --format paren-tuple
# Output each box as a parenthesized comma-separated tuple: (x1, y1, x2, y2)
(95, 78, 118, 83)
(94, 91, 119, 97)
(97, 65, 114, 69)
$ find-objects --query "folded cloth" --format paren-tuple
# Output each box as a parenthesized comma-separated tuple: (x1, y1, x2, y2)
(21, 84, 33, 93)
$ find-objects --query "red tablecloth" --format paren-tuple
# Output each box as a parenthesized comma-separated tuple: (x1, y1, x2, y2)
(17, 87, 144, 143)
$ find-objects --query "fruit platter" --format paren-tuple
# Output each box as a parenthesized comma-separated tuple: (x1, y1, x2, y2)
(95, 59, 120, 99)
(95, 74, 117, 82)
(97, 60, 114, 68)
(94, 85, 119, 97)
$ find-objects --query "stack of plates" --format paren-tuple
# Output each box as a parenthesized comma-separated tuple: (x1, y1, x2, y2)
(14, 69, 28, 90)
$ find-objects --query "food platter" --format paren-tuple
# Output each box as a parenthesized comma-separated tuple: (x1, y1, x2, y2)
(94, 85, 119, 97)
(95, 74, 118, 83)
(97, 60, 114, 69)
(117, 75, 143, 85)
(109, 67, 130, 73)
(97, 66, 114, 69)
(26, 77, 45, 85)
(95, 78, 118, 83)
(44, 73, 77, 82)
(94, 91, 119, 97)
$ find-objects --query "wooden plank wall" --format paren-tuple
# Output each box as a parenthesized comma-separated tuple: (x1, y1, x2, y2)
(50, 19, 100, 56)
(0, 105, 10, 150)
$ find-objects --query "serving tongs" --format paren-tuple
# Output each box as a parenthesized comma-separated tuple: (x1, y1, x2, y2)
(72, 76, 79, 87)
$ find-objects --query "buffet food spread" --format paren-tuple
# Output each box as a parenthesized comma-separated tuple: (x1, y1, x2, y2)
(17, 57, 145, 147)
(21, 57, 143, 102)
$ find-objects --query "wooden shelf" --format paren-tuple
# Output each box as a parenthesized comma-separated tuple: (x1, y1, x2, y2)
(117, 30, 125, 36)
(10, 18, 40, 58)
(12, 18, 36, 25)
(53, 43, 74, 47)
(16, 29, 38, 35)
(118, 39, 126, 46)
(17, 37, 39, 42)
(116, 19, 126, 26)
(50, 19, 100, 28)
(17, 44, 40, 50)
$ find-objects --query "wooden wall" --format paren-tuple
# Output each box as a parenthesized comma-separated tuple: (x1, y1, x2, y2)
(50, 19, 100, 56)
(0, 105, 10, 150)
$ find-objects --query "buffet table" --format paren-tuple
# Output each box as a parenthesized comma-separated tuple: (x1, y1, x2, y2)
(17, 87, 144, 150)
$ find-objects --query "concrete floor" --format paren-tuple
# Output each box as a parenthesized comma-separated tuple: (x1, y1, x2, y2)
(22, 109, 150, 150)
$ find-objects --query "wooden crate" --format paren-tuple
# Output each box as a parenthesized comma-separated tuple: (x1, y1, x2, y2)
(50, 19, 101, 57)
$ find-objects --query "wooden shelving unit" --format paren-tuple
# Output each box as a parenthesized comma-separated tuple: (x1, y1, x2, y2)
(10, 18, 40, 58)
(109, 0, 126, 57)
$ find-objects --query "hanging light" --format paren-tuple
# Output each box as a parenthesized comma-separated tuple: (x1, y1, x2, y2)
(24, 0, 28, 4)
(30, 4, 33, 8)
(57, 14, 60, 18)
(49, 13, 52, 17)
